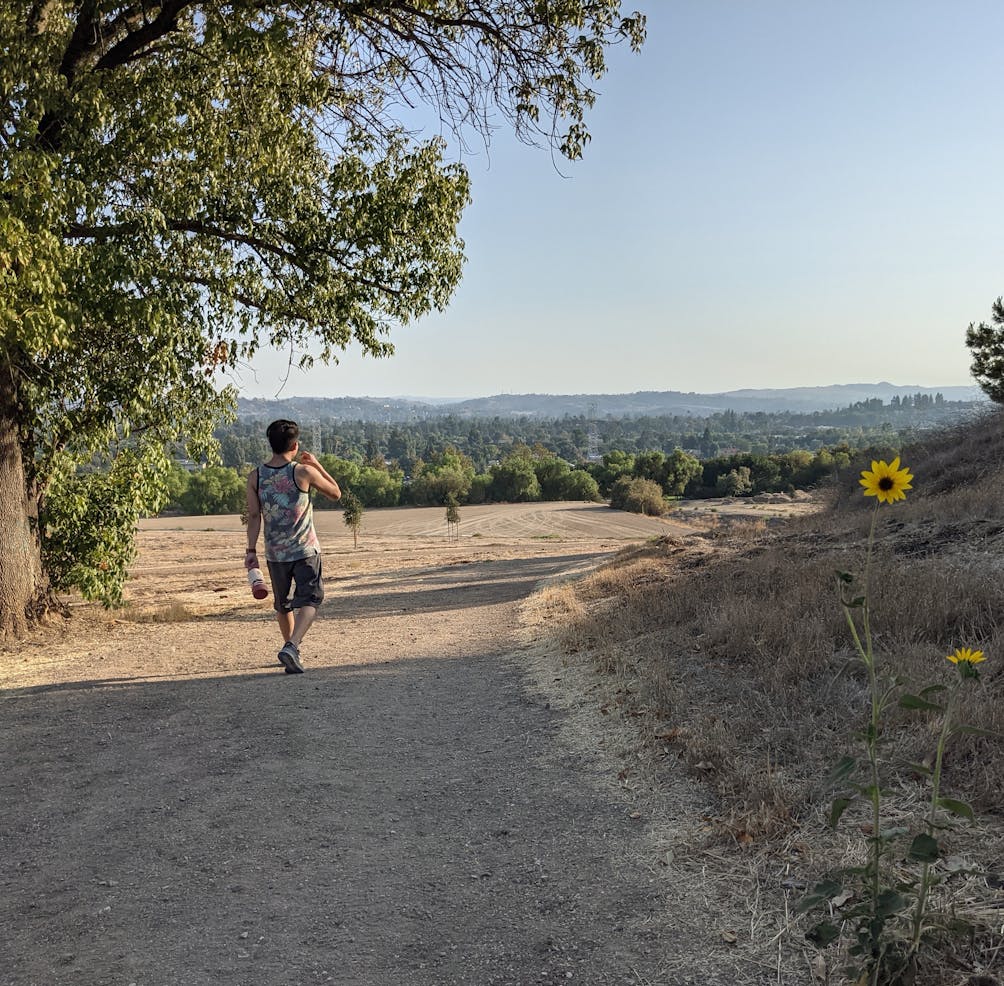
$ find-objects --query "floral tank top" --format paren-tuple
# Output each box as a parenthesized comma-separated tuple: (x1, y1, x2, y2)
(257, 462, 321, 562)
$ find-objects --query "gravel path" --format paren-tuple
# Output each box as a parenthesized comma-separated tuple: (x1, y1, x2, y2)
(2, 520, 749, 986)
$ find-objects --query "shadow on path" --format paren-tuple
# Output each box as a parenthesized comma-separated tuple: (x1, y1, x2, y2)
(3, 649, 679, 986)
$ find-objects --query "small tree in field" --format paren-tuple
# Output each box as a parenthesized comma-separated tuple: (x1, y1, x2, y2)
(341, 492, 364, 549)
(445, 492, 461, 541)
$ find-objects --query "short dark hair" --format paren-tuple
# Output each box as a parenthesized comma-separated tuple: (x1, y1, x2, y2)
(266, 419, 299, 454)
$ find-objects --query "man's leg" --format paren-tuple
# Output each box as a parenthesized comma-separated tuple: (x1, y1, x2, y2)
(288, 556, 323, 649)
(277, 556, 322, 674)
(267, 559, 302, 672)
(276, 610, 294, 644)
(289, 605, 317, 648)
(277, 614, 305, 673)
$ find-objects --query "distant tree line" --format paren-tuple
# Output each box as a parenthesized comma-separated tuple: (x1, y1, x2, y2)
(162, 436, 876, 516)
(161, 444, 602, 515)
(212, 398, 980, 477)
(157, 396, 988, 515)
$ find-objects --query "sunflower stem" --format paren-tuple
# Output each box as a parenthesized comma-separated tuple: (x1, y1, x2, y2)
(909, 689, 954, 954)
(841, 502, 884, 969)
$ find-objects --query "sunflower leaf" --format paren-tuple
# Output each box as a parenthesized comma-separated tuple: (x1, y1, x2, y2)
(951, 725, 1000, 738)
(829, 797, 853, 829)
(936, 797, 975, 820)
(794, 879, 843, 915)
(908, 833, 940, 863)
(875, 890, 908, 918)
(826, 755, 858, 786)
(899, 693, 945, 713)
(806, 921, 841, 947)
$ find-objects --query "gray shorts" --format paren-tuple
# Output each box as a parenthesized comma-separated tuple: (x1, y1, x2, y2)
(267, 554, 324, 613)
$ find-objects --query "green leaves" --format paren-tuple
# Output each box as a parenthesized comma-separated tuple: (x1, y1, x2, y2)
(935, 798, 974, 820)
(966, 296, 1004, 403)
(796, 879, 844, 915)
(834, 569, 866, 608)
(899, 693, 946, 713)
(827, 755, 858, 787)
(951, 724, 999, 739)
(829, 797, 853, 829)
(875, 889, 908, 918)
(42, 442, 173, 606)
(908, 834, 940, 864)
(341, 491, 364, 548)
(806, 921, 841, 948)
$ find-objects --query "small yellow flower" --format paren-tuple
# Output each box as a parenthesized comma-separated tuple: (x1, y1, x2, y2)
(946, 647, 985, 666)
(859, 457, 913, 504)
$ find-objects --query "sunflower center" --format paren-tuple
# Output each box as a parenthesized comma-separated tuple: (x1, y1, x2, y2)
(878, 477, 894, 491)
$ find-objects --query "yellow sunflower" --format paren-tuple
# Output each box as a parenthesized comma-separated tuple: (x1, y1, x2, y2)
(946, 647, 985, 666)
(859, 457, 913, 504)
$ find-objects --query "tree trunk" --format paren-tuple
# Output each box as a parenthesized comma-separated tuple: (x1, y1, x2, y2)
(0, 371, 49, 640)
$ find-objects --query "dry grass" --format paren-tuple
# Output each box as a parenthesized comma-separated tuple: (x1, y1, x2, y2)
(530, 411, 1004, 984)
(119, 600, 202, 623)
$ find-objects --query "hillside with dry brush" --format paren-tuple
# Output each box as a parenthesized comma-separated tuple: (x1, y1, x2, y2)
(529, 410, 1004, 985)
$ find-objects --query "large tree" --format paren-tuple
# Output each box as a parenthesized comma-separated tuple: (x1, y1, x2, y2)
(0, 2, 644, 636)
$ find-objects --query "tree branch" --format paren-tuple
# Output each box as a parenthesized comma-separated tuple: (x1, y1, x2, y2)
(64, 218, 405, 297)
(93, 1, 194, 73)
(38, 1, 195, 151)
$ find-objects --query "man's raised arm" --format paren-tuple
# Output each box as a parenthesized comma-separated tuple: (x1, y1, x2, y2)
(297, 451, 342, 501)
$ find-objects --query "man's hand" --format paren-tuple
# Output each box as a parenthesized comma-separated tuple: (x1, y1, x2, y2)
(245, 549, 259, 571)
(298, 450, 319, 467)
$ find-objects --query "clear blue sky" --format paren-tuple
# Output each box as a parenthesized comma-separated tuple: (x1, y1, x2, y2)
(240, 1, 1004, 399)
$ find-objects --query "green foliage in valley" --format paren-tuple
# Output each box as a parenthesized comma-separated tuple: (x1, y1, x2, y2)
(160, 433, 867, 516)
(216, 397, 980, 476)
(608, 477, 666, 516)
(160, 396, 982, 517)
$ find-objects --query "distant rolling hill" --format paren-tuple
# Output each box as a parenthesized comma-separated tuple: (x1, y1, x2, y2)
(236, 383, 984, 422)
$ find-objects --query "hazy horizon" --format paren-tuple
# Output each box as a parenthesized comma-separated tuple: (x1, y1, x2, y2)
(237, 2, 1003, 402)
(236, 380, 984, 404)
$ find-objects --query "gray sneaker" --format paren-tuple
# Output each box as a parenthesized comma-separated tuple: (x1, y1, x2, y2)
(277, 641, 303, 674)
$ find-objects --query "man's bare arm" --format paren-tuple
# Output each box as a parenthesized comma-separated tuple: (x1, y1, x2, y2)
(297, 451, 342, 501)
(245, 470, 263, 568)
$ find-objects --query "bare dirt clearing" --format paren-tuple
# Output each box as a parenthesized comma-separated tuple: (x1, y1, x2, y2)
(2, 502, 808, 986)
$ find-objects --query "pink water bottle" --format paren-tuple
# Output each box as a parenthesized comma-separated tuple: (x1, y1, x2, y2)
(247, 568, 269, 600)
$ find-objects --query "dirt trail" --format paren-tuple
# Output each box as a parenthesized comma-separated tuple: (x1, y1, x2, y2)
(2, 508, 756, 986)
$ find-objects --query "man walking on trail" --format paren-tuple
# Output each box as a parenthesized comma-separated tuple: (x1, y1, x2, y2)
(245, 419, 342, 674)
